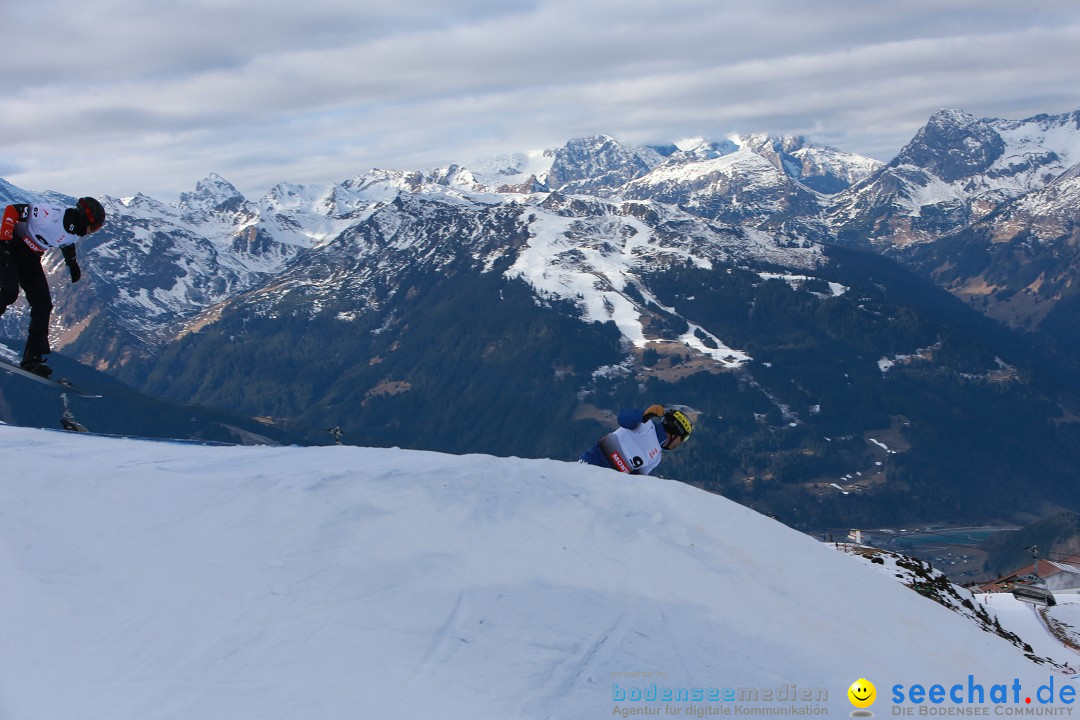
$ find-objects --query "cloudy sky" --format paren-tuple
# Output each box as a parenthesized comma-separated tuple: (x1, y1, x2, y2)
(4, 0, 1079, 201)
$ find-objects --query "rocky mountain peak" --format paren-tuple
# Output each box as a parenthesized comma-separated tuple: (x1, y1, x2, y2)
(894, 109, 1006, 183)
(179, 173, 248, 214)
(545, 135, 663, 194)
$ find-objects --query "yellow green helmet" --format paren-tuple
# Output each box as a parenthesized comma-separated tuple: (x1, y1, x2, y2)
(662, 409, 692, 440)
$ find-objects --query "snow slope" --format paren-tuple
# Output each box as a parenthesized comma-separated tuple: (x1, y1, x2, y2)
(0, 426, 1065, 719)
(977, 592, 1080, 673)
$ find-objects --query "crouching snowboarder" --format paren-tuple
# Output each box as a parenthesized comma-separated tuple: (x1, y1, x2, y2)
(0, 197, 105, 377)
(579, 405, 693, 475)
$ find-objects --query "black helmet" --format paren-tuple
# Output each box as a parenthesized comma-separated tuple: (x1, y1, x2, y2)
(662, 409, 692, 440)
(77, 197, 106, 233)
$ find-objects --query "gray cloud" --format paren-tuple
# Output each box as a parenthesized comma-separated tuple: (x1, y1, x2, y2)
(2, 0, 1078, 200)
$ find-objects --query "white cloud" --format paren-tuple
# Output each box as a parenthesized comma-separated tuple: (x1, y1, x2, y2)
(2, 0, 1078, 201)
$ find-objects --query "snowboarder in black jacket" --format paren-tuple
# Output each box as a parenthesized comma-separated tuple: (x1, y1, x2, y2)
(0, 197, 105, 377)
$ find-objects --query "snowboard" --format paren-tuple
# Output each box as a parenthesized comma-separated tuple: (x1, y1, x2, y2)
(0, 357, 101, 397)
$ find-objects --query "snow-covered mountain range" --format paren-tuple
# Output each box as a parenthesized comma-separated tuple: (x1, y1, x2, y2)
(4, 108, 1078, 371)
(0, 425, 1071, 719)
(3, 135, 849, 369)
(830, 109, 1080, 246)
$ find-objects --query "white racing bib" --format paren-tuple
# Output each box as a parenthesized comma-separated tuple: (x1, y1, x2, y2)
(597, 421, 664, 475)
(16, 204, 76, 252)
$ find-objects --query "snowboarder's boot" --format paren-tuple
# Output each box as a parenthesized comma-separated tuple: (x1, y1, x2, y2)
(20, 354, 52, 378)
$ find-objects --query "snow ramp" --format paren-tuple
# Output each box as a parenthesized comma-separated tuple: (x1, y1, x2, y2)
(0, 426, 1060, 718)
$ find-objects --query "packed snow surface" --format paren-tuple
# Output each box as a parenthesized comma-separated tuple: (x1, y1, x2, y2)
(977, 592, 1080, 672)
(0, 426, 1063, 719)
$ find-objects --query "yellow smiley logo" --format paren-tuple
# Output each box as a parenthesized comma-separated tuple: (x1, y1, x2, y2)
(848, 678, 876, 709)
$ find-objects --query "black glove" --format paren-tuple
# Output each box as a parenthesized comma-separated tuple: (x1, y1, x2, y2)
(0, 241, 13, 271)
(61, 244, 81, 283)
